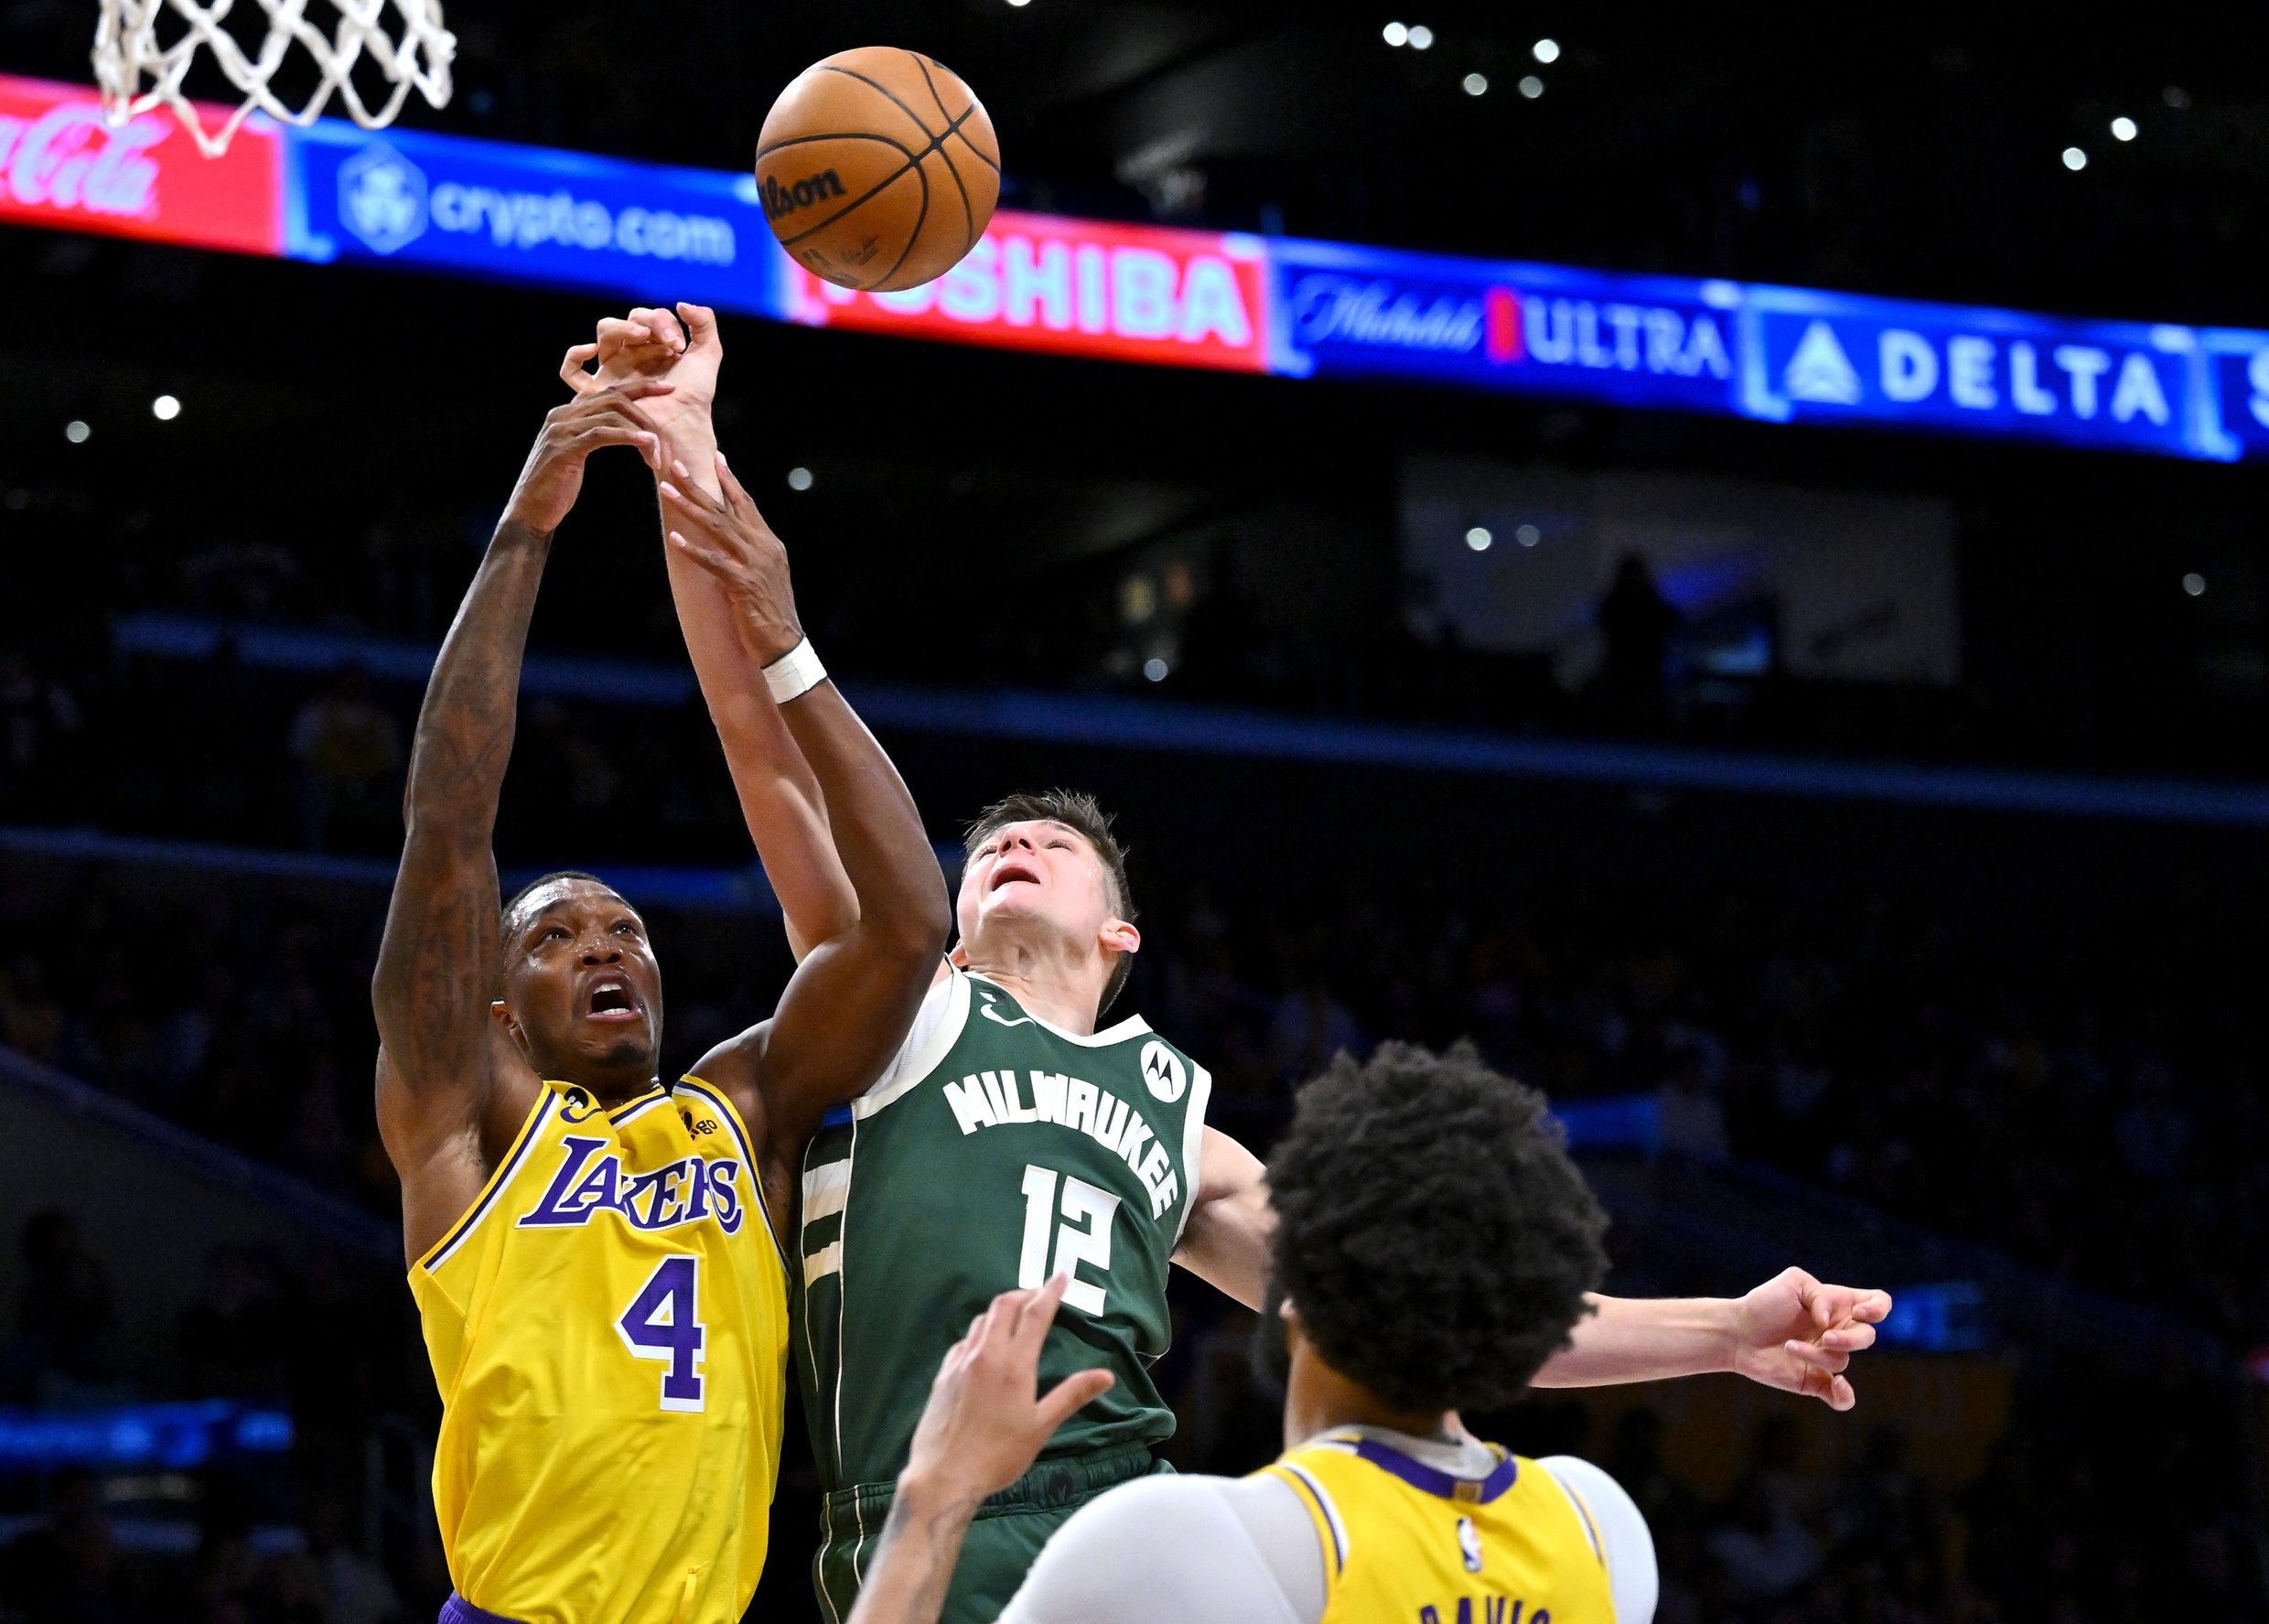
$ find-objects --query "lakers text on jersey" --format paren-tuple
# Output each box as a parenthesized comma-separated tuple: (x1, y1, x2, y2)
(795, 967, 1210, 1494)
(1267, 1430, 1618, 1624)
(413, 1078, 790, 1624)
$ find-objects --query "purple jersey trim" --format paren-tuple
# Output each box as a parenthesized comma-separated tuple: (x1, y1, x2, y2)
(438, 1595, 527, 1624)
(1351, 1437, 1519, 1504)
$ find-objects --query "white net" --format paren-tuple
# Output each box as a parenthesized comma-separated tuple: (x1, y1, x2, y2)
(93, 0, 456, 156)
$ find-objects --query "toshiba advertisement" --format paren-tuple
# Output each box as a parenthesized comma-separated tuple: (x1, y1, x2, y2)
(782, 210, 1272, 374)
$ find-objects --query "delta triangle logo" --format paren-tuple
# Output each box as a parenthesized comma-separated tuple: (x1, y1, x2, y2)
(1783, 320, 1863, 405)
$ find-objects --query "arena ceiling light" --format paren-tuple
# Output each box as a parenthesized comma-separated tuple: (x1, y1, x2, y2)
(1519, 75, 1545, 99)
(151, 393, 181, 420)
(2111, 116, 2138, 141)
(1465, 526, 1492, 550)
(1532, 38, 1560, 63)
(2184, 572, 2207, 597)
(2061, 146, 2088, 171)
(1407, 24, 1434, 48)
(787, 466, 814, 490)
(64, 419, 90, 443)
(1382, 20, 1408, 45)
(1463, 73, 1488, 96)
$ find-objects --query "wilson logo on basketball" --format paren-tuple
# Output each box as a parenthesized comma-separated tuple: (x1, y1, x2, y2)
(758, 168, 847, 220)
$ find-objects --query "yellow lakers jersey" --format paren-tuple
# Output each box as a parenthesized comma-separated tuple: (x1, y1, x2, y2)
(412, 1078, 789, 1624)
(1264, 1429, 1617, 1624)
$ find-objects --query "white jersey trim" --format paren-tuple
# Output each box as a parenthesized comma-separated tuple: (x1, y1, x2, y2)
(967, 972, 1152, 1048)
(1172, 1062, 1214, 1246)
(854, 965, 969, 1120)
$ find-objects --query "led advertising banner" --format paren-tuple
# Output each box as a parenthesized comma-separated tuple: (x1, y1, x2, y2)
(1737, 284, 2201, 460)
(1268, 236, 1740, 415)
(0, 77, 281, 254)
(7, 70, 2269, 463)
(286, 119, 778, 317)
(783, 210, 1271, 373)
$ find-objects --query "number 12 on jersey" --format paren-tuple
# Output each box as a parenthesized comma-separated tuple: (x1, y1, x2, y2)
(618, 1255, 705, 1411)
(1019, 1164, 1120, 1314)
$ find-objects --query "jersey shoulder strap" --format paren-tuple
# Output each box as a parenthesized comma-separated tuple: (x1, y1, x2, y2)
(853, 963, 969, 1119)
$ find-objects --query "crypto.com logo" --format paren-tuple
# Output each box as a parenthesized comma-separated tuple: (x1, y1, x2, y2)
(339, 142, 428, 254)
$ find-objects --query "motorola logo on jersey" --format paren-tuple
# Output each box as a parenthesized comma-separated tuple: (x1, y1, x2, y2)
(1139, 1039, 1187, 1102)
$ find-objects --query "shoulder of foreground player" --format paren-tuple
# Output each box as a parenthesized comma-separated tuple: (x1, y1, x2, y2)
(1000, 1473, 1317, 1624)
(1537, 1456, 1659, 1624)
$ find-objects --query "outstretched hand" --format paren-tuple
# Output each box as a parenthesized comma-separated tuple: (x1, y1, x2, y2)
(1727, 1267, 1892, 1411)
(561, 303, 721, 436)
(899, 1274, 1116, 1508)
(502, 381, 670, 536)
(658, 448, 805, 664)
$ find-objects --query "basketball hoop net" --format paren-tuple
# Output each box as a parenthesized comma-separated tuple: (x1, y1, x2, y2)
(92, 0, 456, 156)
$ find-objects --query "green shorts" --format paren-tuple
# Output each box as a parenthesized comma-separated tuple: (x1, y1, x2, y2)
(812, 1442, 1168, 1624)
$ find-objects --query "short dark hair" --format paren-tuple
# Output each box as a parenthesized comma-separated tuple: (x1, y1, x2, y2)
(963, 790, 1137, 1016)
(1265, 1041, 1608, 1414)
(500, 870, 619, 937)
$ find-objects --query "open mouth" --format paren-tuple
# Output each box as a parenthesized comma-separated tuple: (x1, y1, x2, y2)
(587, 979, 639, 1018)
(990, 860, 1041, 891)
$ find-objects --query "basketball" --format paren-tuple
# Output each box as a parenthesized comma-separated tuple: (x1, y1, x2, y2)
(755, 48, 1001, 293)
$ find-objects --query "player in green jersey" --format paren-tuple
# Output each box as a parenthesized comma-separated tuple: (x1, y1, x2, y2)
(575, 304, 1893, 1624)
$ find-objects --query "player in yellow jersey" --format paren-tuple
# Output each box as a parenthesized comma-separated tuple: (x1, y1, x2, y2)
(371, 377, 951, 1624)
(843, 1038, 1792, 1624)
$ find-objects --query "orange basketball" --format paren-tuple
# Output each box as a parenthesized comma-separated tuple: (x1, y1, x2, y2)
(755, 48, 1001, 293)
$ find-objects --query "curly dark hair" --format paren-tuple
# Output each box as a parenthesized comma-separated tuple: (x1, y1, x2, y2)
(1264, 1040, 1609, 1414)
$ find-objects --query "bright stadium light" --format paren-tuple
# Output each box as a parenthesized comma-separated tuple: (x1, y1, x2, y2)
(1466, 526, 1493, 551)
(2183, 572, 2207, 597)
(1463, 73, 1489, 95)
(1516, 523, 1542, 547)
(152, 393, 180, 420)
(64, 419, 90, 443)
(1407, 24, 1434, 48)
(1143, 657, 1169, 682)
(787, 466, 814, 489)
(2061, 146, 2088, 171)
(2111, 116, 2138, 141)
(1382, 20, 1408, 45)
(1519, 75, 1544, 99)
(1532, 38, 1560, 63)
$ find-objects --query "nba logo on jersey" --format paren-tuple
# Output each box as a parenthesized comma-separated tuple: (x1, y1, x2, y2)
(1457, 1515, 1484, 1575)
(1139, 1039, 1187, 1102)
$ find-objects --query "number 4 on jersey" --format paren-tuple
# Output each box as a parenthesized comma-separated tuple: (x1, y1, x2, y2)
(618, 1255, 705, 1411)
(1019, 1164, 1121, 1314)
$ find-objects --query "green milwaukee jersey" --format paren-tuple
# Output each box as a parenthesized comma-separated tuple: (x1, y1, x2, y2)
(793, 966, 1211, 1493)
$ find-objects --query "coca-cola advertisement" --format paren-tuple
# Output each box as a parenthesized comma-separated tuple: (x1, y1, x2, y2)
(0, 73, 281, 254)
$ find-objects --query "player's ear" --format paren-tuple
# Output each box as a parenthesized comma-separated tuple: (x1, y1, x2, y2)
(490, 999, 525, 1049)
(1100, 919, 1140, 956)
(947, 940, 972, 969)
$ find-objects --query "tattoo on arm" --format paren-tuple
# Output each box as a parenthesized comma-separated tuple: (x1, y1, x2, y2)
(371, 519, 554, 1135)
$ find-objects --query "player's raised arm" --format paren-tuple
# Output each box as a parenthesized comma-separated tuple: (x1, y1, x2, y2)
(1173, 1127, 1892, 1409)
(657, 451, 952, 1163)
(371, 384, 667, 1264)
(564, 303, 859, 962)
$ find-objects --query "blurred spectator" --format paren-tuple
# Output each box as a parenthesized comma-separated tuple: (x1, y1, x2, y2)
(287, 666, 402, 852)
(0, 1210, 115, 1401)
(303, 1499, 406, 1624)
(1593, 553, 1681, 724)
(0, 1465, 122, 1623)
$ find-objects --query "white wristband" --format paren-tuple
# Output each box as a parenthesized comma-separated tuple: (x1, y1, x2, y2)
(763, 637, 826, 704)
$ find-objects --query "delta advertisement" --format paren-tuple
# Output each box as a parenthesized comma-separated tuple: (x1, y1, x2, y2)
(7, 70, 2269, 462)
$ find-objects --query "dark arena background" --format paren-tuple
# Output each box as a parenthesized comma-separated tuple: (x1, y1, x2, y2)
(5, 2, 2269, 1621)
